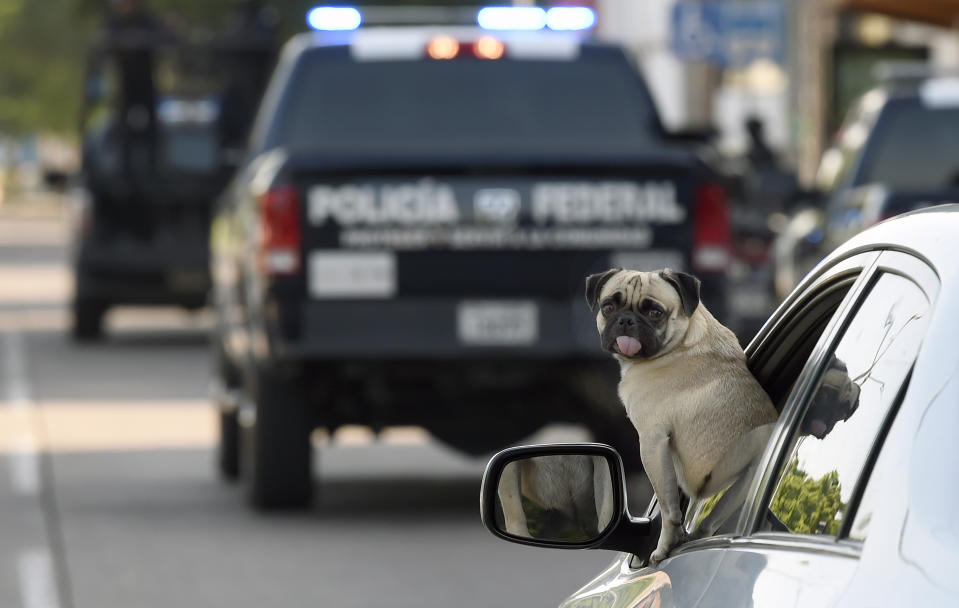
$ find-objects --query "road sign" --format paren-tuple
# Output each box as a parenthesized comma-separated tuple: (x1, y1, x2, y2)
(671, 1, 785, 68)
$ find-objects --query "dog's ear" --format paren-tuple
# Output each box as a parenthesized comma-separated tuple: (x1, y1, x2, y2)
(660, 269, 700, 317)
(585, 268, 621, 312)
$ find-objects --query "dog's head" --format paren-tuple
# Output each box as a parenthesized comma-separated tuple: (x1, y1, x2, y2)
(802, 355, 861, 439)
(585, 268, 701, 361)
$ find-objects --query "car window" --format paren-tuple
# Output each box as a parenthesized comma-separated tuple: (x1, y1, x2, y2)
(268, 53, 660, 155)
(762, 272, 930, 538)
(858, 99, 959, 189)
(683, 269, 863, 536)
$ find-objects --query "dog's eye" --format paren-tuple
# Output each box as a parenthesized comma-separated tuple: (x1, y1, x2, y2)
(600, 302, 615, 315)
(648, 308, 664, 319)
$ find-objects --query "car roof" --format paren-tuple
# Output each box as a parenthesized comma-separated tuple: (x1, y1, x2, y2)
(876, 74, 959, 105)
(817, 203, 959, 282)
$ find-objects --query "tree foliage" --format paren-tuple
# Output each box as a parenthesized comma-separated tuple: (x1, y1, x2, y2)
(1, 0, 483, 135)
(0, 0, 93, 134)
(770, 458, 845, 535)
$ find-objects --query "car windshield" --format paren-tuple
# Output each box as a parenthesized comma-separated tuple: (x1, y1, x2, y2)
(265, 52, 661, 155)
(859, 98, 959, 189)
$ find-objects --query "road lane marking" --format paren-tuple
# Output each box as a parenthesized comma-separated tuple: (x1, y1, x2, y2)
(2, 330, 66, 608)
(3, 331, 40, 497)
(17, 548, 60, 608)
(9, 436, 40, 496)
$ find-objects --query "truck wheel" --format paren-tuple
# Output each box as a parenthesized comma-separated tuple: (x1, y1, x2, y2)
(219, 407, 241, 480)
(71, 298, 106, 342)
(241, 365, 313, 509)
(212, 344, 241, 480)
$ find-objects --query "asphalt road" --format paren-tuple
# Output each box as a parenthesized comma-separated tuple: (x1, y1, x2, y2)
(0, 208, 616, 608)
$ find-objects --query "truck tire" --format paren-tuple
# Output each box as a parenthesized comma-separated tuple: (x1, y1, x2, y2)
(211, 341, 241, 481)
(71, 298, 106, 342)
(219, 407, 241, 480)
(241, 365, 313, 509)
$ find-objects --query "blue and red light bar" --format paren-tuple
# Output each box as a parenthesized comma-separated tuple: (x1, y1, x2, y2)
(306, 5, 596, 32)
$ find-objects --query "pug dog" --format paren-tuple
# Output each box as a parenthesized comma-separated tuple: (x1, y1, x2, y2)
(585, 267, 778, 565)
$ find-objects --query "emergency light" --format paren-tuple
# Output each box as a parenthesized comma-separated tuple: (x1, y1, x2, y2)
(476, 7, 547, 31)
(545, 7, 596, 31)
(307, 6, 362, 31)
(305, 5, 596, 33)
(477, 6, 596, 31)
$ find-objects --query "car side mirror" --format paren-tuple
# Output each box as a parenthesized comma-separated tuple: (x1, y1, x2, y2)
(480, 443, 653, 552)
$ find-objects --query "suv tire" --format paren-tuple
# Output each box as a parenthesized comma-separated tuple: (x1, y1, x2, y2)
(241, 364, 313, 509)
(212, 341, 241, 480)
(72, 297, 106, 342)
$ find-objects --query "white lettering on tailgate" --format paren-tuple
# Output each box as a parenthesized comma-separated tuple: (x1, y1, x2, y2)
(308, 178, 460, 226)
(531, 181, 685, 224)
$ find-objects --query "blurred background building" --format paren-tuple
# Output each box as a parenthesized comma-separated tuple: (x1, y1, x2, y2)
(590, 0, 959, 182)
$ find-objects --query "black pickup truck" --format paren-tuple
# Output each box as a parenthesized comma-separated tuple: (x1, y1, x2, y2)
(210, 27, 736, 508)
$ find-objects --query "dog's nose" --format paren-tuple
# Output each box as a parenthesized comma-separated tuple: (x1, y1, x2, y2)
(616, 316, 635, 328)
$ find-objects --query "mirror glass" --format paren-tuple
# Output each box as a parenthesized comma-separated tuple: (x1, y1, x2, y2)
(494, 454, 616, 543)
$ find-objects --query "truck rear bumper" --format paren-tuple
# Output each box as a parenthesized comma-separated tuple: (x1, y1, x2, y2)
(272, 296, 606, 360)
(75, 249, 210, 306)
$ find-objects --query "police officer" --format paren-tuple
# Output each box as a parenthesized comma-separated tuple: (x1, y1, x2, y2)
(105, 0, 165, 177)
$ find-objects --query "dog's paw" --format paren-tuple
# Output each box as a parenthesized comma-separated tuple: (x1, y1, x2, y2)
(649, 548, 668, 566)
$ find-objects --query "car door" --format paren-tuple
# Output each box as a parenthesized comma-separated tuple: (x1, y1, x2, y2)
(561, 251, 881, 608)
(695, 249, 939, 607)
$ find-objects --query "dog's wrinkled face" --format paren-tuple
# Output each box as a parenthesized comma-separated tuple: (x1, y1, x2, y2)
(585, 268, 701, 361)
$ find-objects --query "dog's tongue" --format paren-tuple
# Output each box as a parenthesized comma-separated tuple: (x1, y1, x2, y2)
(616, 336, 642, 357)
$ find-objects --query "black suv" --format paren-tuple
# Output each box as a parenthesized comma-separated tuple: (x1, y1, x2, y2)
(73, 30, 272, 339)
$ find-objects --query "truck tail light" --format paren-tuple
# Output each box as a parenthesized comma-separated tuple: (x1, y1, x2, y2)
(258, 185, 302, 275)
(692, 183, 731, 273)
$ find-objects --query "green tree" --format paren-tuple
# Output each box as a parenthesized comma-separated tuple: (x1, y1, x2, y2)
(0, 0, 503, 135)
(0, 0, 94, 134)
(770, 459, 845, 535)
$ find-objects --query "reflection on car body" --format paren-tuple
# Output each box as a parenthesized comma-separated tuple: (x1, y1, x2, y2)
(481, 205, 959, 607)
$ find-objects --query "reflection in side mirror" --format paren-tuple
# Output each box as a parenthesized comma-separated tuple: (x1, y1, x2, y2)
(481, 444, 654, 553)
(496, 454, 616, 544)
(481, 444, 634, 549)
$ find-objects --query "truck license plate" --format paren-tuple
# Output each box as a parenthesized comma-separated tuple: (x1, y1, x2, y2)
(457, 301, 538, 346)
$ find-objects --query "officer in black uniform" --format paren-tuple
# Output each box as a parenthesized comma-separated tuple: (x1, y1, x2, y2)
(105, 0, 165, 177)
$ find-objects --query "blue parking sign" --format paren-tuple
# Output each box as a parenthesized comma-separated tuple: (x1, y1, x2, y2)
(671, 1, 785, 68)
(672, 2, 723, 63)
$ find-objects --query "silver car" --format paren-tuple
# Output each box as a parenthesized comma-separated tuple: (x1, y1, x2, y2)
(481, 204, 959, 607)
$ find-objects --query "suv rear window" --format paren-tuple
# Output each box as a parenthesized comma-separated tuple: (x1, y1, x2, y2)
(860, 98, 959, 189)
(266, 51, 660, 155)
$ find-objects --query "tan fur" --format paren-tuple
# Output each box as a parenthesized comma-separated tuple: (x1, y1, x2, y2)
(592, 269, 777, 565)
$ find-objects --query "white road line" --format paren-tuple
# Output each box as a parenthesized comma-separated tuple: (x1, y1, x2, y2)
(9, 437, 40, 496)
(3, 331, 31, 404)
(2, 331, 64, 608)
(17, 548, 60, 608)
(3, 331, 40, 496)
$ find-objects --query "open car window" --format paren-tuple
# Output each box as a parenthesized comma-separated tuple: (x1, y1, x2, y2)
(682, 256, 873, 537)
(760, 271, 931, 539)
